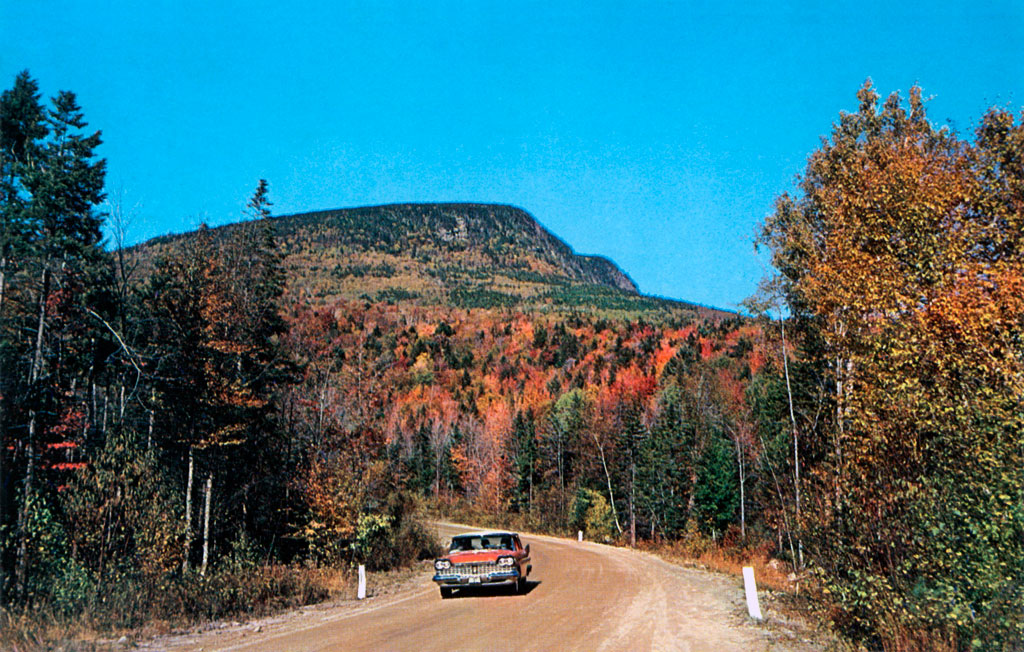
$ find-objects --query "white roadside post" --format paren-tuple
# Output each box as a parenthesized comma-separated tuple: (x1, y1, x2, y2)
(577, 530, 583, 542)
(742, 566, 763, 620)
(358, 564, 367, 600)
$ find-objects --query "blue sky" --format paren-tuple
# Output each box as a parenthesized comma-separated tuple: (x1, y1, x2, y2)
(2, 1, 1022, 309)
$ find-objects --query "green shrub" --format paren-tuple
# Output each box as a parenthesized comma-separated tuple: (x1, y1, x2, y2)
(569, 487, 617, 542)
(351, 514, 394, 571)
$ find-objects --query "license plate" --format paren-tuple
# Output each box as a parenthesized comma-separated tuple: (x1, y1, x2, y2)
(469, 577, 481, 584)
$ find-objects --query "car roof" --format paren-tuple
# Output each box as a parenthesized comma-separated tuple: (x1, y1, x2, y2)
(452, 531, 518, 538)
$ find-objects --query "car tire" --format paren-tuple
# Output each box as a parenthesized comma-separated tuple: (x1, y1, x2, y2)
(440, 586, 454, 599)
(515, 576, 525, 594)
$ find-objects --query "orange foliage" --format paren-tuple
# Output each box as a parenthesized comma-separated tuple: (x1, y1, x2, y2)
(698, 337, 714, 360)
(653, 341, 677, 378)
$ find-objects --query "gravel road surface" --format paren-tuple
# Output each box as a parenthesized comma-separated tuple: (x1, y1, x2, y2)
(153, 522, 817, 651)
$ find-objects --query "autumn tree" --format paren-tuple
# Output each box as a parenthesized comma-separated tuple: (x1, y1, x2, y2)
(144, 181, 290, 573)
(759, 82, 1024, 647)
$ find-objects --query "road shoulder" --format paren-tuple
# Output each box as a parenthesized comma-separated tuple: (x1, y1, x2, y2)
(135, 564, 435, 651)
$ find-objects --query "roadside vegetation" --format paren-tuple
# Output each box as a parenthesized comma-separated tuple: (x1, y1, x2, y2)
(0, 70, 1020, 651)
(756, 84, 1024, 650)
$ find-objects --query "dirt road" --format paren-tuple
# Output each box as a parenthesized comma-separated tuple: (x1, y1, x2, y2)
(155, 523, 815, 651)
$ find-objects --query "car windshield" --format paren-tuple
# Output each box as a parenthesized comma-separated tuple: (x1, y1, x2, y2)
(449, 534, 514, 552)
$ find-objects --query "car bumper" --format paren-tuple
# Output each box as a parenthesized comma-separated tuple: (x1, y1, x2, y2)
(433, 569, 521, 587)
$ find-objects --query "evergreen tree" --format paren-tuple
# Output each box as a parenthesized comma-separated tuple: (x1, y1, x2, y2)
(637, 386, 689, 539)
(543, 389, 586, 513)
(0, 70, 46, 306)
(410, 422, 433, 493)
(0, 70, 48, 602)
(693, 430, 738, 536)
(509, 409, 538, 512)
(7, 82, 107, 602)
(614, 399, 645, 546)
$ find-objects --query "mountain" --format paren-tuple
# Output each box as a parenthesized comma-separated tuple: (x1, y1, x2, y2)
(133, 203, 734, 321)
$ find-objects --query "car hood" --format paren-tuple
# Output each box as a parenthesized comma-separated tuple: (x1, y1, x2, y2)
(446, 550, 511, 564)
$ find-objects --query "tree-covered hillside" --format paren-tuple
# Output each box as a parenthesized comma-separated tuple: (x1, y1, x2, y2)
(132, 203, 736, 322)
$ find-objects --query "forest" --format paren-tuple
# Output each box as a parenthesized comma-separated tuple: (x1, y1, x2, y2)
(0, 70, 1022, 651)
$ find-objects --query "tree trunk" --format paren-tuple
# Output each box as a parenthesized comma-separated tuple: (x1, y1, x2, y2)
(556, 433, 563, 495)
(629, 458, 636, 547)
(0, 255, 6, 317)
(183, 447, 194, 573)
(685, 420, 702, 523)
(434, 448, 441, 497)
(28, 268, 48, 384)
(758, 430, 799, 572)
(781, 319, 802, 568)
(147, 390, 154, 451)
(736, 436, 746, 540)
(528, 455, 533, 512)
(592, 432, 622, 534)
(200, 473, 212, 576)
(15, 266, 50, 600)
(556, 432, 565, 517)
(90, 380, 98, 437)
(0, 256, 6, 598)
(14, 415, 36, 600)
(834, 355, 851, 509)
(685, 468, 698, 523)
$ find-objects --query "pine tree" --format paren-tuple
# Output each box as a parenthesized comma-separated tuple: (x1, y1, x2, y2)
(615, 400, 645, 547)
(0, 71, 46, 308)
(9, 84, 107, 602)
(693, 430, 738, 537)
(509, 409, 538, 512)
(0, 70, 48, 601)
(637, 386, 689, 539)
(543, 389, 586, 515)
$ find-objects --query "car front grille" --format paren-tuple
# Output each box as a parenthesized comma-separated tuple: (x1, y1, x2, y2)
(453, 562, 500, 577)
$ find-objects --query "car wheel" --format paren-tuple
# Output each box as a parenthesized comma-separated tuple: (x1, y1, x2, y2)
(440, 586, 454, 599)
(515, 576, 525, 594)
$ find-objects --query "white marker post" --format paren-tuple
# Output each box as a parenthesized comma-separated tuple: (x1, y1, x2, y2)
(577, 530, 583, 542)
(357, 564, 367, 600)
(742, 566, 763, 620)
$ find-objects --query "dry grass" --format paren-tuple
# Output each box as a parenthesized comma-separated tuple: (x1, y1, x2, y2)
(647, 537, 796, 592)
(876, 618, 959, 652)
(0, 564, 355, 652)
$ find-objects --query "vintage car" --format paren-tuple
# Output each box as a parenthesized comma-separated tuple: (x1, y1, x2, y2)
(433, 531, 532, 598)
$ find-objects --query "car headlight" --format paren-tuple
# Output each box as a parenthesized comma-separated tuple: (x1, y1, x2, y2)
(497, 556, 515, 567)
(434, 559, 451, 571)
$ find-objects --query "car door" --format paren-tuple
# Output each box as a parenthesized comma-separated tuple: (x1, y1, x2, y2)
(513, 535, 530, 574)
